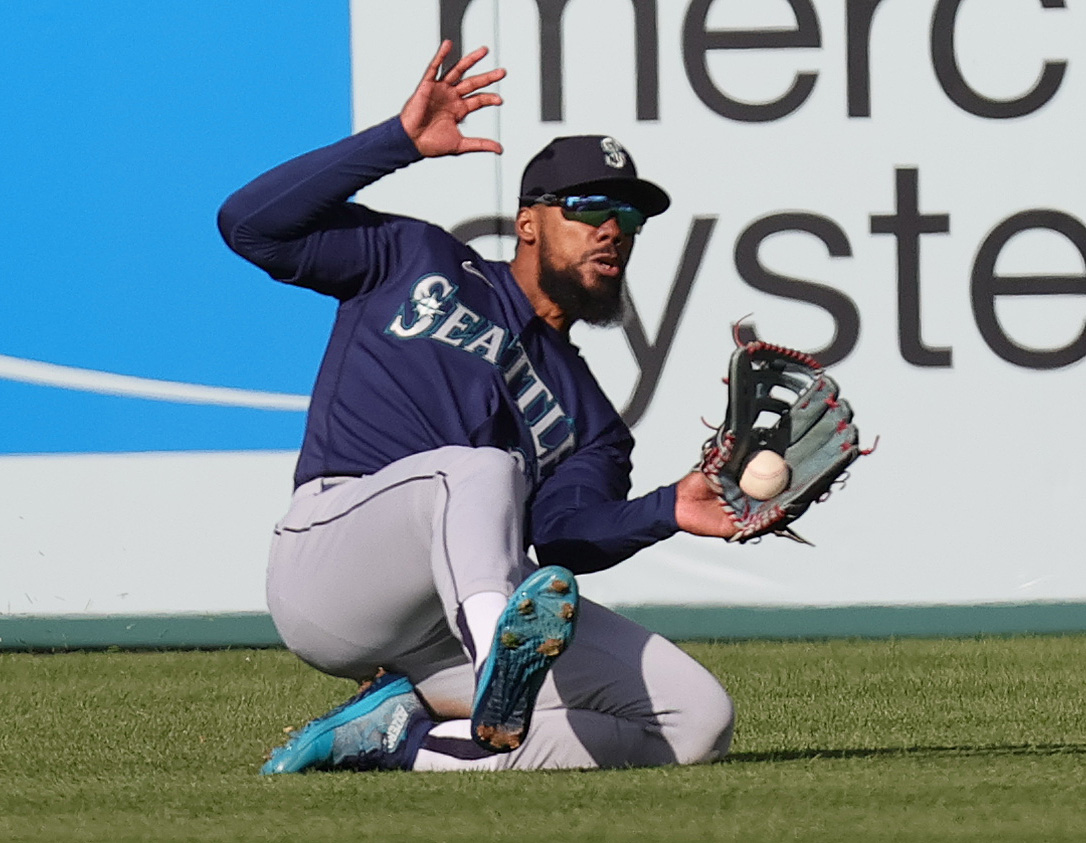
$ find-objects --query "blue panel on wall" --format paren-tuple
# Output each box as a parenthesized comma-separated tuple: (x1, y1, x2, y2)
(0, 2, 352, 453)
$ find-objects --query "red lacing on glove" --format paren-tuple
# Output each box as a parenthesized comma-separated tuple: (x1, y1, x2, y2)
(743, 340, 823, 370)
(730, 316, 825, 372)
(698, 430, 736, 494)
(736, 504, 787, 540)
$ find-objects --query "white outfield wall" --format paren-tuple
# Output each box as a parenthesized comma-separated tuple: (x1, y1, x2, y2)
(348, 0, 1086, 611)
(2, 0, 1084, 645)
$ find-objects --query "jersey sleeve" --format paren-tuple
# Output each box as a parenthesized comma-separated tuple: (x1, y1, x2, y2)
(529, 422, 680, 575)
(217, 116, 422, 299)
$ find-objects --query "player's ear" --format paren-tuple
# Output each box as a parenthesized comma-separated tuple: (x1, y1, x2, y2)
(515, 206, 538, 246)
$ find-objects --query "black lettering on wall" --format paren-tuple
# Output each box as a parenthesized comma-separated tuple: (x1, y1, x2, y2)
(682, 0, 820, 122)
(734, 213, 859, 365)
(972, 210, 1086, 368)
(846, 0, 891, 117)
(931, 0, 1067, 119)
(621, 217, 717, 426)
(440, 0, 659, 122)
(870, 168, 953, 367)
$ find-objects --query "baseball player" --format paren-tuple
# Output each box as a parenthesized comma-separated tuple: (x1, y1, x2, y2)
(218, 41, 737, 773)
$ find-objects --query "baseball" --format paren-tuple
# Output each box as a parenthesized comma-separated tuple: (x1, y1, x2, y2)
(739, 450, 791, 500)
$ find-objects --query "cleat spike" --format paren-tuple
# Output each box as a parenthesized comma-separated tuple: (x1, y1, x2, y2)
(475, 724, 520, 751)
(536, 638, 564, 657)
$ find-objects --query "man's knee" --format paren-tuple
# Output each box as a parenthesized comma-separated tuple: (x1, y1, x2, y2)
(670, 671, 735, 765)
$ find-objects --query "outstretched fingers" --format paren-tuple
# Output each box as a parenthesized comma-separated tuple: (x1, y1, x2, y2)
(457, 136, 504, 155)
(456, 65, 507, 97)
(404, 41, 505, 157)
(462, 91, 503, 114)
(441, 44, 491, 86)
(421, 39, 454, 83)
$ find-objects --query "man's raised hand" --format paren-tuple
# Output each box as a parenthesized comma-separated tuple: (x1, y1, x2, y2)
(400, 40, 506, 158)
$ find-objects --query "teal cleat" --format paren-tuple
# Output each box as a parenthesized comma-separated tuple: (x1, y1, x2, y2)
(471, 566, 579, 753)
(261, 672, 431, 774)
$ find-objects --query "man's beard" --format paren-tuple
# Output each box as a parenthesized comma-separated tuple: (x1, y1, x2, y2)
(538, 245, 626, 327)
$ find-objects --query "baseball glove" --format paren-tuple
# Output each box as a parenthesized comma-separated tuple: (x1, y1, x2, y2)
(699, 338, 869, 544)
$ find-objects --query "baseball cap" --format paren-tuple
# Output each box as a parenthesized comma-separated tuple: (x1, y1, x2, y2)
(519, 135, 670, 217)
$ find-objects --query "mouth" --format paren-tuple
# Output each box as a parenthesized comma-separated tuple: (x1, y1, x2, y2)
(588, 251, 622, 278)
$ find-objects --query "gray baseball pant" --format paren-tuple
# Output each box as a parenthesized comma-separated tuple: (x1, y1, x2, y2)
(266, 445, 734, 770)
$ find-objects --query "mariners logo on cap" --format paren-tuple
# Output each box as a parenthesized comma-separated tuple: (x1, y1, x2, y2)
(600, 137, 627, 169)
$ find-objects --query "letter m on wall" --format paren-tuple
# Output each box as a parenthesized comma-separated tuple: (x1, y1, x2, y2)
(439, 0, 660, 121)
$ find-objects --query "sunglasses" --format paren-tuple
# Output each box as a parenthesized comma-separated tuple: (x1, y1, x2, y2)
(528, 194, 646, 236)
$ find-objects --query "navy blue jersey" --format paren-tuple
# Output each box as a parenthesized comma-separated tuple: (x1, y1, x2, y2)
(218, 117, 678, 572)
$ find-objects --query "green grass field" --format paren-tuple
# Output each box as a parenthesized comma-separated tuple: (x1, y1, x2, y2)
(3, 635, 1085, 842)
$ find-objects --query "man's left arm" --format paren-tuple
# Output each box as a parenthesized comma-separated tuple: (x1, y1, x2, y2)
(530, 438, 737, 574)
(530, 442, 676, 574)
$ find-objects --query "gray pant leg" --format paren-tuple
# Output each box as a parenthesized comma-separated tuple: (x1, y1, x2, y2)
(267, 445, 733, 769)
(416, 599, 735, 770)
(266, 446, 531, 716)
(496, 599, 735, 768)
